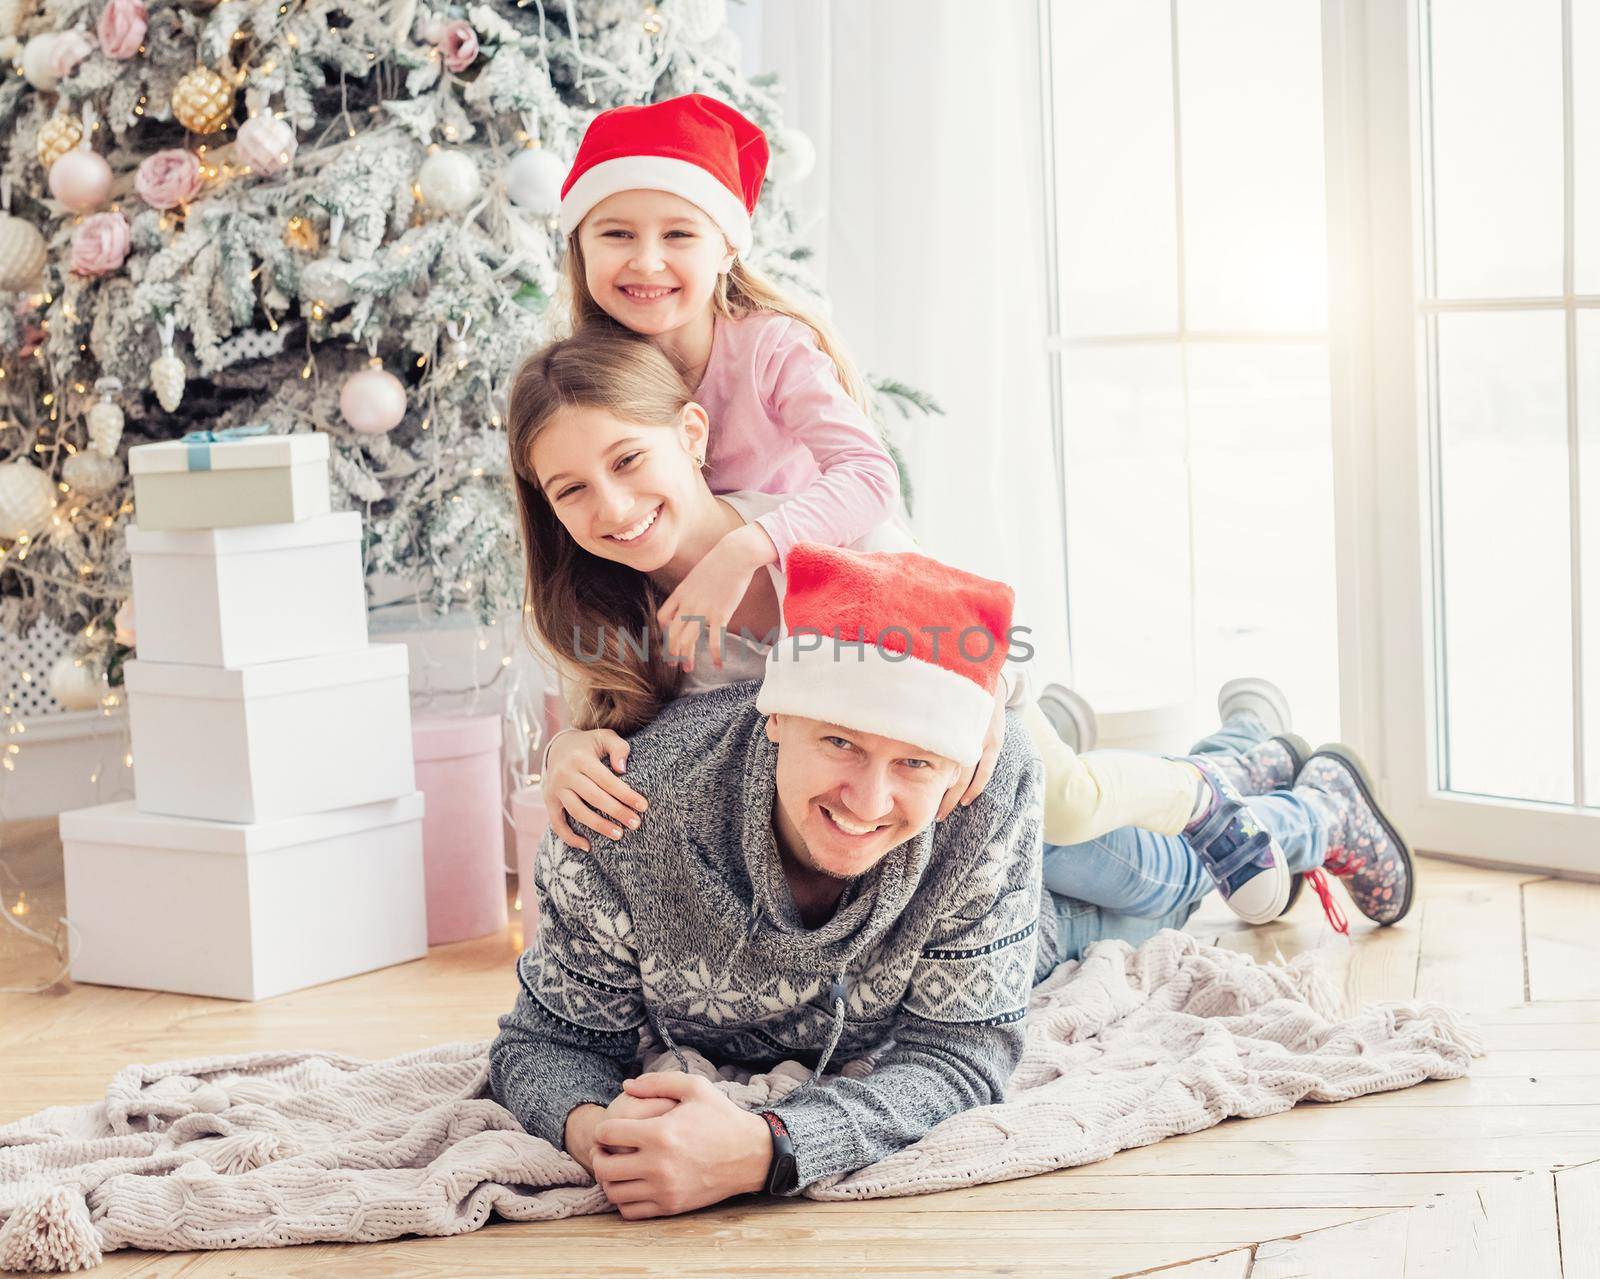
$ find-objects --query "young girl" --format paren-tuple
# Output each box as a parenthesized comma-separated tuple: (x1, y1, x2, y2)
(508, 331, 1414, 933)
(538, 94, 1295, 924)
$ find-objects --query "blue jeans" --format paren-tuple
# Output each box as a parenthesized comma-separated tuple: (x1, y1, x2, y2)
(1042, 720, 1330, 964)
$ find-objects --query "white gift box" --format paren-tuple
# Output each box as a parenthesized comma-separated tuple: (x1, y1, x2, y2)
(129, 431, 331, 532)
(128, 512, 368, 669)
(60, 793, 427, 1000)
(126, 645, 416, 823)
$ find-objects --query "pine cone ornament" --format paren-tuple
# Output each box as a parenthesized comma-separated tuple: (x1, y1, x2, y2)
(87, 377, 124, 457)
(171, 67, 233, 134)
(0, 212, 46, 292)
(151, 351, 185, 412)
(37, 114, 83, 169)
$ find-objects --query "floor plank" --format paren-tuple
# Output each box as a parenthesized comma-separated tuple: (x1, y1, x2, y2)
(1414, 877, 1528, 1011)
(1252, 1210, 1411, 1278)
(1396, 1170, 1561, 1277)
(1524, 880, 1600, 1002)
(1556, 1160, 1600, 1278)
(1133, 1249, 1254, 1278)
(1253, 1170, 1567, 1278)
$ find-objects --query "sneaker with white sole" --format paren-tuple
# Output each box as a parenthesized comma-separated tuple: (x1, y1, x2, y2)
(1037, 684, 1098, 753)
(1217, 677, 1294, 739)
(1182, 756, 1292, 924)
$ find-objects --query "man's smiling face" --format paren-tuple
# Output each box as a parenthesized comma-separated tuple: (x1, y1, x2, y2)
(766, 713, 962, 881)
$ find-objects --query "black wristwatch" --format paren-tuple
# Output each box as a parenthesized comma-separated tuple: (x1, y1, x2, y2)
(759, 1110, 798, 1195)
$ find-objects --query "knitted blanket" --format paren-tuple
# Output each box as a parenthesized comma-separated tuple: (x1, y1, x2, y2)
(0, 932, 1479, 1272)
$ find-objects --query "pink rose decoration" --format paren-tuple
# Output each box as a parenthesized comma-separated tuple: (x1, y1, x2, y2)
(436, 19, 478, 72)
(97, 0, 147, 60)
(136, 149, 203, 210)
(70, 211, 131, 277)
(48, 29, 93, 80)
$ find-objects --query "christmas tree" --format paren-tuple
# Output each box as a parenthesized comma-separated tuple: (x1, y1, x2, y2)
(0, 0, 914, 701)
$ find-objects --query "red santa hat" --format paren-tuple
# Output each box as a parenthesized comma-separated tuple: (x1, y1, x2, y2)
(756, 545, 1015, 767)
(559, 94, 769, 255)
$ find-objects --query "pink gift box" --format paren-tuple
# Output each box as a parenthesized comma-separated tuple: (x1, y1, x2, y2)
(510, 786, 548, 935)
(411, 714, 507, 945)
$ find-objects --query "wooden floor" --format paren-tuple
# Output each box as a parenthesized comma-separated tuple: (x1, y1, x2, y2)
(4, 817, 1600, 1278)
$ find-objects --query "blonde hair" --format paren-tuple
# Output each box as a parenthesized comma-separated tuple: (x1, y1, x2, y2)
(560, 230, 871, 411)
(505, 329, 693, 734)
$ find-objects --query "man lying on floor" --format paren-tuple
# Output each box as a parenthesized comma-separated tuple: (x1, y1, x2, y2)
(489, 545, 1410, 1217)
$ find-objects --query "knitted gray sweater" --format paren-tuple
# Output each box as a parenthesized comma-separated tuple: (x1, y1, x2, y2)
(488, 681, 1049, 1191)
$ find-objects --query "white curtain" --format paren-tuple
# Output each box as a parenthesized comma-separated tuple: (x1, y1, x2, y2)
(737, 0, 1073, 687)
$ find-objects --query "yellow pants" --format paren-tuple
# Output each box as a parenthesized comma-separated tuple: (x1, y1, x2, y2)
(1020, 702, 1198, 846)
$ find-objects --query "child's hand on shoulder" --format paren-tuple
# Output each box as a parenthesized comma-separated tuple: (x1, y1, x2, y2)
(543, 729, 650, 850)
(658, 524, 776, 672)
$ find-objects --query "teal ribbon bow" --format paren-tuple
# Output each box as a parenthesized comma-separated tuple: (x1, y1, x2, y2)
(179, 424, 270, 471)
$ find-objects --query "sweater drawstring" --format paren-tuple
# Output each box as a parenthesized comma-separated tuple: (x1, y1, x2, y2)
(654, 1019, 691, 1074)
(784, 971, 849, 1103)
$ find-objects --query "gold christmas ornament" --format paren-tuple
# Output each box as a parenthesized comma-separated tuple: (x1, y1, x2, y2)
(38, 115, 84, 169)
(283, 215, 320, 253)
(171, 67, 234, 134)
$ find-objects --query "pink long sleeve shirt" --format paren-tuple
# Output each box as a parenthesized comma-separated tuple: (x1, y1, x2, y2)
(691, 310, 902, 565)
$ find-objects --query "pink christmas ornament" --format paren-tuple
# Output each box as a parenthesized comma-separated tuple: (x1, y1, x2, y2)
(135, 149, 203, 209)
(234, 115, 297, 177)
(97, 0, 147, 60)
(339, 364, 407, 434)
(70, 211, 130, 277)
(49, 150, 114, 212)
(48, 29, 93, 80)
(436, 19, 478, 72)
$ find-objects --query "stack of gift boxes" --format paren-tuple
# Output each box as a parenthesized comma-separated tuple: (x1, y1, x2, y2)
(57, 429, 428, 1001)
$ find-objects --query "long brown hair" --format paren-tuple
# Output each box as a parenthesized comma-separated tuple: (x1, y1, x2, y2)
(506, 330, 693, 734)
(559, 231, 872, 410)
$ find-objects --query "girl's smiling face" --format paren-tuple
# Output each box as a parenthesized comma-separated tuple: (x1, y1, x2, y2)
(577, 189, 735, 337)
(529, 400, 710, 573)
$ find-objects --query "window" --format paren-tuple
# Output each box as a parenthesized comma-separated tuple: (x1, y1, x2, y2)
(1418, 0, 1596, 806)
(1041, 0, 1340, 732)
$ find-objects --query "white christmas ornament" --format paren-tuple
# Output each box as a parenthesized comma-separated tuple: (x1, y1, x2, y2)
(668, 0, 725, 42)
(0, 460, 56, 541)
(505, 147, 564, 216)
(234, 115, 298, 177)
(62, 449, 124, 496)
(21, 33, 59, 90)
(0, 212, 46, 292)
(768, 126, 816, 185)
(300, 256, 357, 308)
(48, 652, 106, 711)
(340, 362, 407, 434)
(87, 377, 125, 457)
(151, 350, 186, 412)
(417, 149, 480, 214)
(49, 149, 114, 212)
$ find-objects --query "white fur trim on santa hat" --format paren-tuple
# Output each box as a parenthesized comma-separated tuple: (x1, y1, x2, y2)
(559, 155, 753, 254)
(756, 639, 998, 767)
